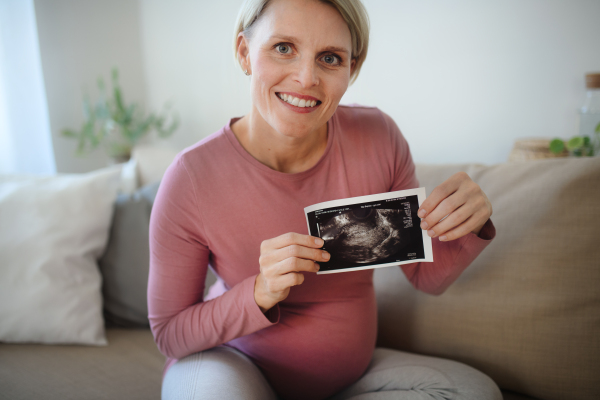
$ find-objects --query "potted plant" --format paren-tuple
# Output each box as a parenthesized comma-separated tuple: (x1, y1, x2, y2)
(549, 122, 600, 157)
(62, 68, 179, 163)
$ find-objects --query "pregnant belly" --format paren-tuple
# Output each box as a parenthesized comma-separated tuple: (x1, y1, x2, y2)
(227, 294, 378, 400)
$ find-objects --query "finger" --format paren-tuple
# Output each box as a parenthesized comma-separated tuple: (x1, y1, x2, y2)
(418, 172, 467, 218)
(281, 272, 305, 289)
(275, 257, 320, 276)
(263, 271, 306, 292)
(261, 232, 324, 253)
(420, 191, 467, 233)
(438, 212, 486, 241)
(268, 272, 304, 292)
(425, 203, 472, 238)
(265, 244, 330, 265)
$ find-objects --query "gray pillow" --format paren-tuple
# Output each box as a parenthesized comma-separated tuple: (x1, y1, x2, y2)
(99, 180, 218, 328)
(98, 182, 160, 328)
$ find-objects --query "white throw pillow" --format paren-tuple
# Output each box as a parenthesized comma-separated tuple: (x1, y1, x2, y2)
(0, 166, 121, 345)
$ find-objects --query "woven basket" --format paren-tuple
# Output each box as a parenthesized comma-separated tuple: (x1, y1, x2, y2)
(508, 138, 569, 161)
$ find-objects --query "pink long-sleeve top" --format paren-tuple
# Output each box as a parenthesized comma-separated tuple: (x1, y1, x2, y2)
(148, 104, 495, 400)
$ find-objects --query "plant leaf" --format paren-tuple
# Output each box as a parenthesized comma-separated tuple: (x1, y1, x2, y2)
(61, 129, 76, 138)
(114, 86, 126, 117)
(566, 136, 584, 151)
(62, 67, 179, 157)
(583, 136, 591, 146)
(549, 139, 565, 154)
(97, 77, 105, 91)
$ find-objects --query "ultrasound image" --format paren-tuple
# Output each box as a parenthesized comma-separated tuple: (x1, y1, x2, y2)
(306, 195, 425, 272)
(319, 208, 408, 264)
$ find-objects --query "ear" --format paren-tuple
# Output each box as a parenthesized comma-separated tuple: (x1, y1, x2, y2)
(237, 32, 251, 74)
(350, 58, 357, 75)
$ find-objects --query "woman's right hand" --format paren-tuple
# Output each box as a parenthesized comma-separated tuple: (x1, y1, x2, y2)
(254, 233, 329, 313)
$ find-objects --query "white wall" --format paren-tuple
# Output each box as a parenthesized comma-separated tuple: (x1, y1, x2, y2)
(35, 0, 146, 173)
(139, 0, 600, 165)
(345, 0, 600, 163)
(139, 0, 250, 152)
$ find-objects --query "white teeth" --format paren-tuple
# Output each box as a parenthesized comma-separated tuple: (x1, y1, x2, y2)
(278, 93, 318, 107)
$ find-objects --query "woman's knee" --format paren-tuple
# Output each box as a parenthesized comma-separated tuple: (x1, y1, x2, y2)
(333, 348, 501, 400)
(438, 357, 502, 400)
(161, 346, 278, 400)
(372, 348, 502, 400)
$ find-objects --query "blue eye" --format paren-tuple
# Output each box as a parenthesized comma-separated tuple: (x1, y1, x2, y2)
(322, 54, 339, 65)
(277, 44, 291, 54)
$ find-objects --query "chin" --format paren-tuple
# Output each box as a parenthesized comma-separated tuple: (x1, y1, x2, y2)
(274, 106, 334, 138)
(269, 116, 321, 139)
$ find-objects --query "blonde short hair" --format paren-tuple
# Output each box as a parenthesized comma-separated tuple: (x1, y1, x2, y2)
(233, 0, 370, 84)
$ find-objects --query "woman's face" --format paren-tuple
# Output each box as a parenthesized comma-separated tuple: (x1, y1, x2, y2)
(238, 0, 355, 139)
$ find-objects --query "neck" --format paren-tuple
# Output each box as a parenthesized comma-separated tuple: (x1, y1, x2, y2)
(231, 108, 328, 174)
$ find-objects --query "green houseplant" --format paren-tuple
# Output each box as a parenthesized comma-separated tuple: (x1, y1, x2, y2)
(62, 68, 179, 163)
(549, 122, 600, 157)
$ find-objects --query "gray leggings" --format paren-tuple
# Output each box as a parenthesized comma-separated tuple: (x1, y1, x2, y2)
(162, 346, 502, 400)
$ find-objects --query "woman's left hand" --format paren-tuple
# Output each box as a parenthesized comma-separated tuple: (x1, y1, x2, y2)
(418, 172, 492, 241)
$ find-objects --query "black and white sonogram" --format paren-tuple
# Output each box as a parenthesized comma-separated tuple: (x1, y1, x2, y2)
(304, 188, 433, 274)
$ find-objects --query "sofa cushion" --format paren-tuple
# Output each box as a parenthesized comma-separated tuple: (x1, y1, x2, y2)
(0, 328, 164, 400)
(131, 145, 179, 187)
(98, 180, 218, 328)
(99, 182, 160, 327)
(0, 167, 121, 345)
(374, 157, 600, 400)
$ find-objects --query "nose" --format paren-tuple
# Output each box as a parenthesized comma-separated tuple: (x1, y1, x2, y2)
(295, 58, 319, 89)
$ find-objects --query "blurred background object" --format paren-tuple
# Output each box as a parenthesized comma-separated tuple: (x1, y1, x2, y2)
(546, 72, 600, 158)
(3, 0, 600, 173)
(60, 67, 179, 165)
(508, 138, 568, 162)
(131, 145, 179, 187)
(0, 0, 55, 175)
(578, 73, 600, 141)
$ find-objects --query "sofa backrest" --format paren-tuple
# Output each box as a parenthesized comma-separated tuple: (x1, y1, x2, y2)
(374, 157, 600, 400)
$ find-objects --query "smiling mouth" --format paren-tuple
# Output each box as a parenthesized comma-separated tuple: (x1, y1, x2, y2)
(277, 93, 321, 108)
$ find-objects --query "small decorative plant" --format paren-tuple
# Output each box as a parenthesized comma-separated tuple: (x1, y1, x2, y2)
(549, 122, 600, 157)
(62, 68, 179, 162)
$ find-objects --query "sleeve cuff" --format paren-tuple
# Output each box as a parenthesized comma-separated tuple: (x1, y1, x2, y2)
(264, 304, 280, 324)
(474, 218, 496, 241)
(244, 274, 280, 328)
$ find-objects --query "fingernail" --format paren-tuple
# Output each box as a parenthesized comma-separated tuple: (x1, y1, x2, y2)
(418, 209, 427, 218)
(439, 235, 447, 241)
(427, 230, 435, 237)
(315, 263, 320, 270)
(315, 238, 324, 246)
(322, 251, 330, 260)
(420, 221, 428, 230)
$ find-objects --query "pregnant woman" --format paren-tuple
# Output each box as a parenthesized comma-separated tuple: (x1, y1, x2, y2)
(148, 0, 501, 399)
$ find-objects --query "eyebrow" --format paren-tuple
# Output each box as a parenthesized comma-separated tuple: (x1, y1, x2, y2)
(271, 34, 350, 54)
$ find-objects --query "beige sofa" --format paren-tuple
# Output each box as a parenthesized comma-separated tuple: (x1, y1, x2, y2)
(1, 157, 598, 400)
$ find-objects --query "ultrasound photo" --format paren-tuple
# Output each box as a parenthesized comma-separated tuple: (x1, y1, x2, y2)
(305, 188, 433, 274)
